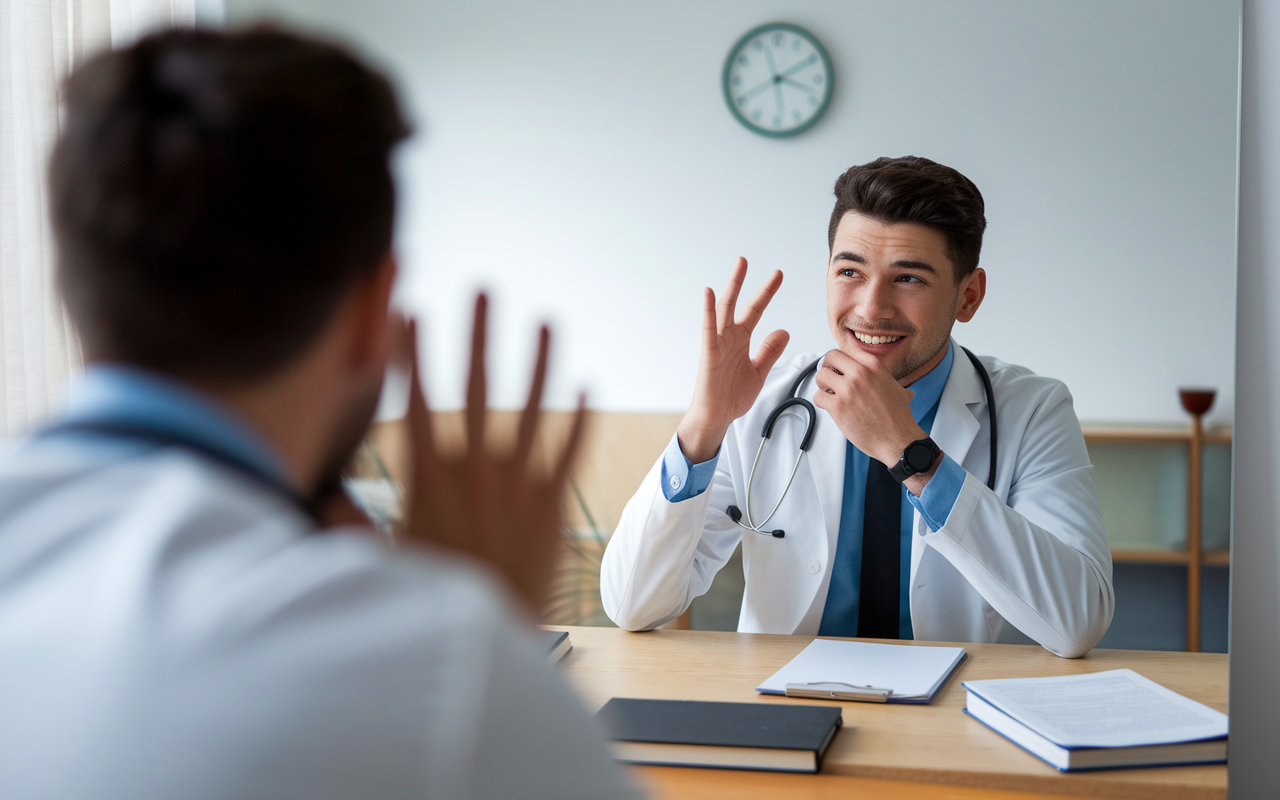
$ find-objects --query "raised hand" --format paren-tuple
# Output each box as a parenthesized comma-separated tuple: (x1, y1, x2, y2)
(400, 295, 586, 613)
(676, 257, 789, 463)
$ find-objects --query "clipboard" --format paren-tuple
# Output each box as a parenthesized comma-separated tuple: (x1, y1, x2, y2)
(757, 639, 967, 704)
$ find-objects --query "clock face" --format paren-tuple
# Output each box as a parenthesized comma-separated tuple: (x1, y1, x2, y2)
(723, 23, 833, 138)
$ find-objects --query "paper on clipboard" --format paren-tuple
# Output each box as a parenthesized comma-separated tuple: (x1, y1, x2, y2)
(756, 639, 967, 703)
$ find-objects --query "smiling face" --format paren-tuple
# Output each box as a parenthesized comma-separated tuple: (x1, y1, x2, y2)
(827, 212, 986, 385)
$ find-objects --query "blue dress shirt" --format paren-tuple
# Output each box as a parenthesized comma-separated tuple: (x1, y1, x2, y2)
(53, 364, 290, 487)
(660, 342, 969, 637)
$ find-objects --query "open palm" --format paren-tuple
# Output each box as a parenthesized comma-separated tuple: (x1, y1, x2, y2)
(677, 258, 789, 463)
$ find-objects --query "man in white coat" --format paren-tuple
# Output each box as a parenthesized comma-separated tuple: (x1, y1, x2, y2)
(0, 28, 638, 800)
(601, 156, 1113, 658)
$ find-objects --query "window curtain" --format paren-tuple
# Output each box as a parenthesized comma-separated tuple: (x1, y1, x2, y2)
(0, 0, 195, 436)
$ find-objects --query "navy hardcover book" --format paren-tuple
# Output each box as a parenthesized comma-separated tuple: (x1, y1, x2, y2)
(596, 698, 842, 773)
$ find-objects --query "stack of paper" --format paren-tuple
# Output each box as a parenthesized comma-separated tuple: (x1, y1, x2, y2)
(963, 669, 1228, 771)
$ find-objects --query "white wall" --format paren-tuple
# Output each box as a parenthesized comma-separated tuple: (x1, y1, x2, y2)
(226, 0, 1240, 423)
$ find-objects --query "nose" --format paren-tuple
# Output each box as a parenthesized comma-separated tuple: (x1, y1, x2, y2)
(853, 275, 896, 322)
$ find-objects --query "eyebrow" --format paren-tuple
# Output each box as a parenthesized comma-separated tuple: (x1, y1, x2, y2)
(832, 251, 937, 274)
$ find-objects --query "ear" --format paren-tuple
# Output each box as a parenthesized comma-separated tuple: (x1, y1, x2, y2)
(955, 267, 986, 323)
(347, 252, 398, 373)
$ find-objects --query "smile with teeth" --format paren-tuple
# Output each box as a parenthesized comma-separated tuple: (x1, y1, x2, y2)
(853, 331, 904, 345)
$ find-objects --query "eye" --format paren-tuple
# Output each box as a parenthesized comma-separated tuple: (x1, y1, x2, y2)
(837, 267, 858, 278)
(896, 274, 926, 284)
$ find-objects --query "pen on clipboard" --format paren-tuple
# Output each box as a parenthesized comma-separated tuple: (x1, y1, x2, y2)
(785, 681, 894, 703)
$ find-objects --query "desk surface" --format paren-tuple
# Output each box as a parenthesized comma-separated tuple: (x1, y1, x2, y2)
(550, 626, 1227, 800)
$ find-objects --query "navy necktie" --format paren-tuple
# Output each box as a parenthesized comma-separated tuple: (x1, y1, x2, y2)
(857, 458, 901, 638)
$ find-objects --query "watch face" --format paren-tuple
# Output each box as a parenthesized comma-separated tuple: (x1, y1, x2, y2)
(905, 441, 936, 472)
(723, 23, 834, 138)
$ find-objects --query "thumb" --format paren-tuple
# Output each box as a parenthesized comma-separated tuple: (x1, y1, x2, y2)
(752, 329, 790, 374)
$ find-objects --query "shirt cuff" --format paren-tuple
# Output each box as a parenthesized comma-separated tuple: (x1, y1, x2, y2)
(906, 454, 966, 532)
(659, 433, 720, 502)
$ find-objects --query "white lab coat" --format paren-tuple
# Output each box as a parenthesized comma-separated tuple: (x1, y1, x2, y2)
(0, 436, 639, 800)
(601, 349, 1114, 658)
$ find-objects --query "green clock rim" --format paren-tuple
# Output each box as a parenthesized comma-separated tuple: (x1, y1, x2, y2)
(722, 22, 834, 139)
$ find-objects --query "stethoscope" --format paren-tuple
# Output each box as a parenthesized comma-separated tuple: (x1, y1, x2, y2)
(726, 346, 999, 539)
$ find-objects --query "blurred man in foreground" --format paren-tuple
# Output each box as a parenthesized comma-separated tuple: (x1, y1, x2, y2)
(0, 27, 638, 800)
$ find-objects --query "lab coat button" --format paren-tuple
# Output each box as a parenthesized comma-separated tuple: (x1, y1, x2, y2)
(808, 560, 820, 574)
(669, 475, 681, 490)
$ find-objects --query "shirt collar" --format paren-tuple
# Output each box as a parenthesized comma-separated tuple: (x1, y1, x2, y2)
(906, 339, 955, 423)
(61, 364, 291, 486)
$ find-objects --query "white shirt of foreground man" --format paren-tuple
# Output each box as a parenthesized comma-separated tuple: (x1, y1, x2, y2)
(601, 157, 1114, 658)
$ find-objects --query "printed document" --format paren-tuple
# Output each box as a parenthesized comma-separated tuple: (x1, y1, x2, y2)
(962, 669, 1227, 748)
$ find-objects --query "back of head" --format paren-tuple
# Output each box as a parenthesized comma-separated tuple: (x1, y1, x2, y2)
(50, 27, 410, 382)
(828, 155, 987, 281)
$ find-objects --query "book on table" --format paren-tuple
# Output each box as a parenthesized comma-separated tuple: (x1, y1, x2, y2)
(755, 638, 966, 703)
(596, 698, 842, 773)
(962, 668, 1228, 771)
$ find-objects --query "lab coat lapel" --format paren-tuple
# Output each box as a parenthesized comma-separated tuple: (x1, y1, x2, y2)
(911, 346, 984, 581)
(929, 345, 984, 469)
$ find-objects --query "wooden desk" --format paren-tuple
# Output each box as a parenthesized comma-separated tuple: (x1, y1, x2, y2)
(550, 626, 1227, 800)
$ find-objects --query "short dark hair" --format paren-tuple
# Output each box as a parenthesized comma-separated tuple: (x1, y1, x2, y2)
(827, 156, 987, 281)
(50, 26, 411, 381)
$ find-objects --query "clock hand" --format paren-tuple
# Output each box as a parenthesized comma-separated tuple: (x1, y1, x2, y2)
(740, 77, 777, 101)
(781, 77, 818, 95)
(774, 83, 785, 118)
(762, 44, 780, 80)
(777, 54, 819, 80)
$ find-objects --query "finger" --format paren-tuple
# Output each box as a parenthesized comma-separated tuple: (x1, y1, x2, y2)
(465, 293, 488, 452)
(551, 392, 589, 489)
(750, 329, 790, 375)
(405, 320, 443, 497)
(812, 365, 835, 394)
(738, 269, 784, 330)
(699, 287, 717, 351)
(821, 348, 851, 376)
(514, 325, 549, 468)
(717, 257, 748, 332)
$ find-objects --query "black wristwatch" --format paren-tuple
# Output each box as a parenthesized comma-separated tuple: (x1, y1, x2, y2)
(888, 437, 941, 482)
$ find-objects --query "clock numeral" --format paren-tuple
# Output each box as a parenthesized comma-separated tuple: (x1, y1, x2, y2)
(813, 74, 824, 84)
(732, 76, 741, 86)
(738, 55, 749, 66)
(793, 110, 802, 122)
(752, 39, 763, 51)
(808, 95, 818, 106)
(773, 114, 782, 127)
(771, 32, 784, 47)
(792, 38, 801, 51)
(738, 95, 748, 107)
(751, 109, 763, 122)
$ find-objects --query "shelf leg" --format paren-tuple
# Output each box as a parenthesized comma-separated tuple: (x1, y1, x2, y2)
(1187, 413, 1203, 653)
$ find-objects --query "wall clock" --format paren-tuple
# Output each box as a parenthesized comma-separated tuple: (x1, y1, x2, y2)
(723, 23, 834, 138)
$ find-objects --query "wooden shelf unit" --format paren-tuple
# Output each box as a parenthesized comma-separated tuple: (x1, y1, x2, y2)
(1082, 424, 1231, 652)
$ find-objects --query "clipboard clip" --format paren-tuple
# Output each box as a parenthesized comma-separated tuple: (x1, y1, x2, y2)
(785, 681, 894, 703)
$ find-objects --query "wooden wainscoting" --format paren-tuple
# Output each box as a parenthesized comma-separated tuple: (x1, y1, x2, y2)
(366, 411, 683, 530)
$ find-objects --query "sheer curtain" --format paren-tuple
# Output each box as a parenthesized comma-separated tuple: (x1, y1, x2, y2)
(0, 0, 195, 436)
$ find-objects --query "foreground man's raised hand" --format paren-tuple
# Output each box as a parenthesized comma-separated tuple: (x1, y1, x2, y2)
(401, 295, 586, 613)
